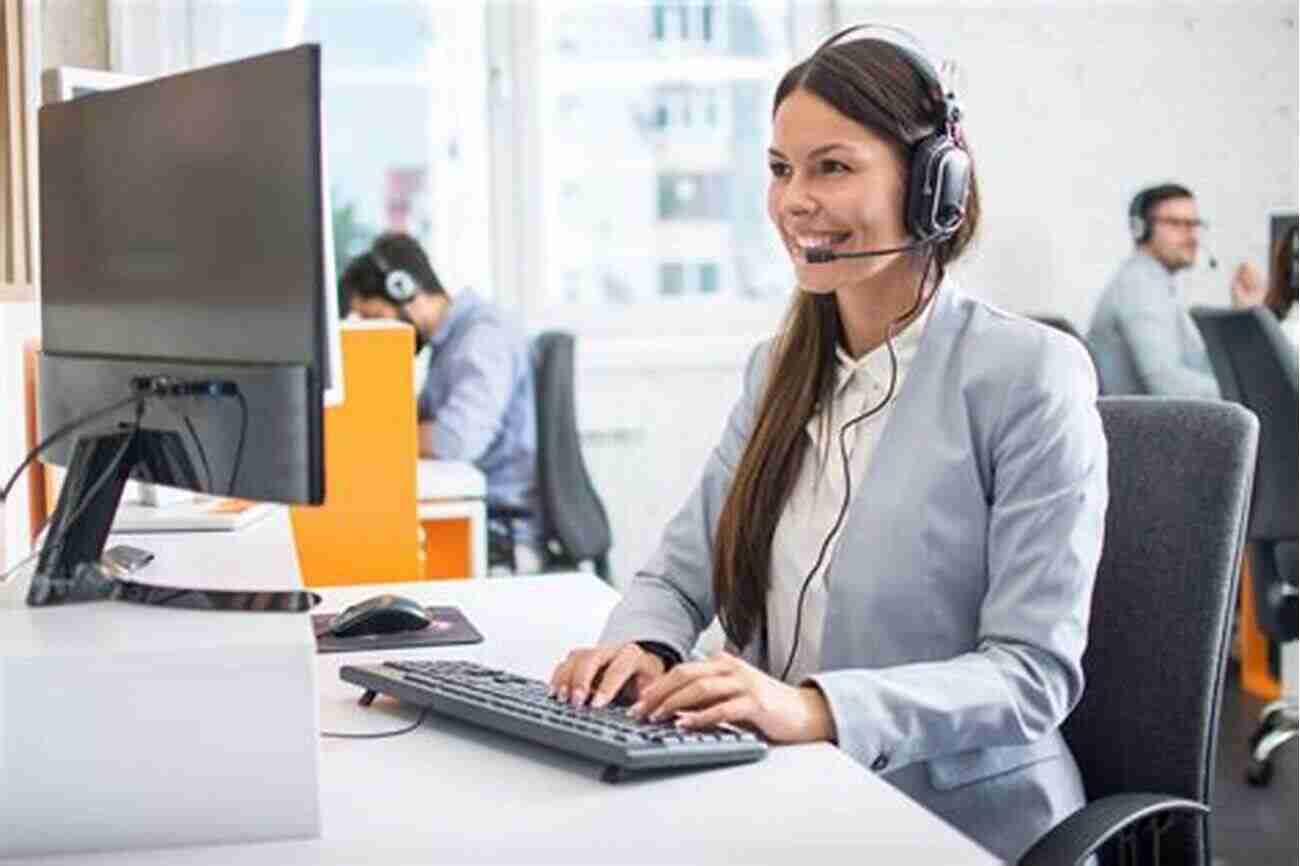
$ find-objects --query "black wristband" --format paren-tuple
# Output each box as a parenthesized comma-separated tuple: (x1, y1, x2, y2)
(635, 640, 681, 673)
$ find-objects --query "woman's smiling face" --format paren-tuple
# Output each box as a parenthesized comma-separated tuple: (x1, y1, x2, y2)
(766, 87, 912, 294)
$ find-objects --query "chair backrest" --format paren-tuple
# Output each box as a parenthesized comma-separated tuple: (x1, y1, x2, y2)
(531, 331, 612, 578)
(1190, 306, 1298, 542)
(1191, 307, 1299, 641)
(1065, 398, 1257, 866)
(1029, 314, 1083, 342)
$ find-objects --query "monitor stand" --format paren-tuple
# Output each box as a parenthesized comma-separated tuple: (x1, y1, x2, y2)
(29, 426, 201, 606)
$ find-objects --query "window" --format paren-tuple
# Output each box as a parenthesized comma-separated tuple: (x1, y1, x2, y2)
(113, 0, 801, 340)
(659, 263, 685, 295)
(528, 1, 796, 336)
(112, 0, 492, 305)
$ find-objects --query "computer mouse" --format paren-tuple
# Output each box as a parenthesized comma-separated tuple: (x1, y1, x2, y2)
(327, 594, 432, 638)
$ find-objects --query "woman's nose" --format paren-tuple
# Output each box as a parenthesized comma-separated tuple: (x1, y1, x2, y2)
(780, 176, 816, 217)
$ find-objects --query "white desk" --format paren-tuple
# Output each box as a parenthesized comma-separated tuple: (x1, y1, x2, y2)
(2, 525, 997, 865)
(418, 459, 487, 578)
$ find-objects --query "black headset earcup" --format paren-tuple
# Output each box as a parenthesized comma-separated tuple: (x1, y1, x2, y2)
(1128, 191, 1151, 243)
(1129, 214, 1148, 243)
(907, 134, 970, 240)
(370, 247, 419, 304)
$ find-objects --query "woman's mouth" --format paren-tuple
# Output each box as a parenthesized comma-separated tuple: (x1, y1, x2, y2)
(789, 231, 852, 259)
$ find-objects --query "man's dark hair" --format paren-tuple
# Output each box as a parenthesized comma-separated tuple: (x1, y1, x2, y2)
(339, 232, 445, 305)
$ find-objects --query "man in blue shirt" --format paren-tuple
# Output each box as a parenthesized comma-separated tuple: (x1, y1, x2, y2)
(1088, 183, 1220, 397)
(341, 233, 540, 571)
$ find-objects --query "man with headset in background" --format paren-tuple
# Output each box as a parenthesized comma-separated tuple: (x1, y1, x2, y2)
(1087, 183, 1270, 396)
(341, 233, 542, 573)
(1087, 183, 1225, 396)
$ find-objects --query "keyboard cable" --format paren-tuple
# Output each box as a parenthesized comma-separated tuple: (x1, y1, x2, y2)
(321, 707, 432, 740)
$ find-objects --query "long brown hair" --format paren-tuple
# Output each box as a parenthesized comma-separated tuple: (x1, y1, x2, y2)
(711, 36, 982, 651)
(1264, 224, 1298, 319)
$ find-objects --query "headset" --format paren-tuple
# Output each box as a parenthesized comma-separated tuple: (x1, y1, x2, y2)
(1128, 188, 1155, 244)
(801, 23, 971, 264)
(368, 244, 419, 305)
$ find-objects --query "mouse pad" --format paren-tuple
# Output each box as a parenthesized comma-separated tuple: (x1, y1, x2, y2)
(313, 606, 484, 654)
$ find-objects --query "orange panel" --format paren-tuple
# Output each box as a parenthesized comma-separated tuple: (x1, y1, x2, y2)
(1238, 555, 1282, 700)
(421, 517, 472, 581)
(291, 322, 422, 587)
(21, 338, 48, 543)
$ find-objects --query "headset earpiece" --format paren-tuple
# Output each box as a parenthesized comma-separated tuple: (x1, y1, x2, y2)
(907, 134, 971, 240)
(1128, 190, 1152, 244)
(815, 24, 970, 243)
(370, 247, 418, 304)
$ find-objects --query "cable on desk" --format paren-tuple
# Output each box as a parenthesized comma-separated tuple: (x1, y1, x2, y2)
(321, 707, 432, 740)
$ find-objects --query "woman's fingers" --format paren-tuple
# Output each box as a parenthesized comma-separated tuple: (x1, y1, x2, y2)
(549, 645, 610, 701)
(630, 653, 736, 719)
(566, 645, 622, 705)
(675, 695, 757, 730)
(645, 673, 744, 722)
(590, 644, 653, 709)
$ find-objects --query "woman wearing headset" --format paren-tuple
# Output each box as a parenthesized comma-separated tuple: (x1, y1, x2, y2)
(550, 26, 1107, 861)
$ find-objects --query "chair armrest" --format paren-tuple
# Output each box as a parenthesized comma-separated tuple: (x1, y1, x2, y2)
(1018, 793, 1208, 866)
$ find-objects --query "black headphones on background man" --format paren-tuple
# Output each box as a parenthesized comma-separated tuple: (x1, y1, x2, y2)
(812, 24, 972, 243)
(1128, 188, 1158, 244)
(368, 244, 419, 304)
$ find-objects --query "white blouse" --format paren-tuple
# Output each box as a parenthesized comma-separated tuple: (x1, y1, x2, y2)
(765, 297, 934, 684)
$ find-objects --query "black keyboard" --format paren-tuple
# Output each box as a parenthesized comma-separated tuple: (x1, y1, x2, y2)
(339, 659, 767, 778)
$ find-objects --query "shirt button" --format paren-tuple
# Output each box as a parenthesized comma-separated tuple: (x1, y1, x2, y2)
(871, 754, 889, 772)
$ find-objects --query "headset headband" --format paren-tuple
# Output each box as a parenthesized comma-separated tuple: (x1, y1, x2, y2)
(812, 23, 963, 130)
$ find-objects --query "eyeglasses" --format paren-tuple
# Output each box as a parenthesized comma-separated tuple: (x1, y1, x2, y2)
(1151, 217, 1207, 231)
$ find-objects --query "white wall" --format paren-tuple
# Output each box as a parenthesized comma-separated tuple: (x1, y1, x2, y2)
(579, 1, 1298, 586)
(839, 0, 1298, 326)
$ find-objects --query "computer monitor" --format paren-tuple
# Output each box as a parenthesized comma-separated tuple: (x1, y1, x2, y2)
(34, 45, 333, 605)
(1269, 210, 1298, 297)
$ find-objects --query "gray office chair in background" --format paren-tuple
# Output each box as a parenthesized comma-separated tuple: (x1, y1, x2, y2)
(1021, 398, 1258, 866)
(490, 332, 613, 579)
(1029, 314, 1084, 342)
(1191, 306, 1299, 786)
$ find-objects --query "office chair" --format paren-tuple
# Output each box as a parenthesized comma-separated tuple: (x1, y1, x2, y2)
(489, 331, 613, 579)
(1029, 314, 1084, 342)
(1021, 397, 1258, 866)
(1191, 306, 1298, 786)
(1029, 314, 1111, 395)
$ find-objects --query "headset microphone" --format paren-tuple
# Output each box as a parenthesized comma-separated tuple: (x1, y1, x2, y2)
(805, 239, 927, 264)
(1204, 249, 1219, 270)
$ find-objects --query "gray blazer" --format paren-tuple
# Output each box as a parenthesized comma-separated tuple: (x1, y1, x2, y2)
(601, 284, 1109, 862)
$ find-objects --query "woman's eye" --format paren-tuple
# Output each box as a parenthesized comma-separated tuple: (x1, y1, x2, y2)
(820, 160, 849, 174)
(768, 162, 790, 178)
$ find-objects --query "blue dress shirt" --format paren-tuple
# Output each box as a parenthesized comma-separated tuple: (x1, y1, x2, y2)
(418, 290, 538, 543)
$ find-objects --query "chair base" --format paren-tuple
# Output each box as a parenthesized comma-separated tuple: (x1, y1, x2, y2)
(1245, 699, 1298, 787)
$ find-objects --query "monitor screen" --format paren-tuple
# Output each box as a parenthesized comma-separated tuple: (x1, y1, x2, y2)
(37, 45, 330, 508)
(1269, 210, 1298, 297)
(41, 61, 344, 408)
(41, 48, 325, 373)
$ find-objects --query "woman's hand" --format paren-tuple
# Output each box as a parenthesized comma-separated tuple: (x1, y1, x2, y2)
(628, 651, 836, 744)
(548, 642, 666, 709)
(1230, 261, 1267, 309)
